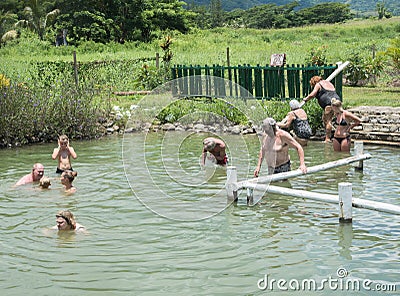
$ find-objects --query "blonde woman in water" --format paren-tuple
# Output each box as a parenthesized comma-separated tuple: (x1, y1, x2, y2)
(331, 98, 361, 152)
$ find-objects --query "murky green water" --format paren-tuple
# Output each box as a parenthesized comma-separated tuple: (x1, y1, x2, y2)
(1, 133, 399, 295)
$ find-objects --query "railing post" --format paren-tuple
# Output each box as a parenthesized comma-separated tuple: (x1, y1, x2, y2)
(353, 141, 364, 171)
(226, 166, 238, 202)
(247, 188, 254, 205)
(338, 182, 352, 223)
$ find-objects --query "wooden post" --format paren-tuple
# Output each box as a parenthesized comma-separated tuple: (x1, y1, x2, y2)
(226, 166, 238, 201)
(73, 51, 79, 86)
(353, 141, 364, 170)
(338, 182, 352, 223)
(226, 47, 230, 67)
(156, 53, 160, 69)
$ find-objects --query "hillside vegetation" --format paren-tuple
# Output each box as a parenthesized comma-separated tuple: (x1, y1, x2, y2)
(190, 0, 399, 15)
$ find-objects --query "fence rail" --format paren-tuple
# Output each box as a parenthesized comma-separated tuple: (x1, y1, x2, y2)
(170, 64, 343, 100)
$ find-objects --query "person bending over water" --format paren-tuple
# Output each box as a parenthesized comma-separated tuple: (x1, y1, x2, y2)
(277, 99, 312, 146)
(331, 98, 361, 152)
(52, 135, 77, 174)
(254, 118, 307, 177)
(202, 137, 228, 166)
(302, 76, 341, 142)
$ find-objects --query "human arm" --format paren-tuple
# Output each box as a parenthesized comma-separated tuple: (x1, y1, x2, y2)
(254, 138, 266, 177)
(282, 132, 307, 174)
(201, 148, 207, 166)
(68, 146, 77, 159)
(344, 110, 361, 132)
(302, 84, 320, 105)
(51, 140, 60, 160)
(277, 112, 294, 129)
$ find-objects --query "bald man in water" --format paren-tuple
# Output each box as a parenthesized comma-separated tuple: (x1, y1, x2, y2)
(15, 163, 45, 186)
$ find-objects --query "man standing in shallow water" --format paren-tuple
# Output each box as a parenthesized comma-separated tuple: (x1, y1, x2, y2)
(254, 118, 307, 177)
(52, 135, 77, 174)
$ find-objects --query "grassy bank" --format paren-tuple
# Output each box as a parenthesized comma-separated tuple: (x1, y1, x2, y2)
(0, 18, 399, 147)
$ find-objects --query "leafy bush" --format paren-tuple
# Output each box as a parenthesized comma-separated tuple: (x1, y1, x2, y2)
(385, 37, 400, 70)
(156, 98, 249, 125)
(344, 51, 385, 86)
(0, 81, 109, 147)
(306, 45, 328, 66)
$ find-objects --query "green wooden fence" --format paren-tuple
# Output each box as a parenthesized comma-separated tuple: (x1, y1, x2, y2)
(170, 64, 343, 100)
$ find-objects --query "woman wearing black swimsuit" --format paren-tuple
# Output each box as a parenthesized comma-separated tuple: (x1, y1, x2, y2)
(302, 76, 341, 143)
(278, 99, 312, 146)
(331, 98, 361, 152)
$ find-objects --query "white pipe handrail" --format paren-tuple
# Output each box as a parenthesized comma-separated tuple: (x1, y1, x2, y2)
(241, 184, 400, 215)
(235, 153, 371, 191)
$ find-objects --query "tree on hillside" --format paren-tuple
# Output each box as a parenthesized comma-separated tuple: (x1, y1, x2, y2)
(0, 9, 18, 38)
(53, 0, 193, 43)
(376, 1, 392, 19)
(209, 0, 224, 28)
(15, 0, 60, 40)
(297, 3, 353, 25)
(141, 0, 194, 41)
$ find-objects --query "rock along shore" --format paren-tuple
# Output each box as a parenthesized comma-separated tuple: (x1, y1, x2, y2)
(105, 106, 400, 147)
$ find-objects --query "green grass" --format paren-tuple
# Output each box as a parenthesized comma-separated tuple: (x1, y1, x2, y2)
(343, 86, 400, 107)
(1, 17, 399, 107)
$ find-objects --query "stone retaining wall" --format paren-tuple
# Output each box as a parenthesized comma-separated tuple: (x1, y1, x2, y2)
(349, 106, 400, 146)
(108, 106, 400, 147)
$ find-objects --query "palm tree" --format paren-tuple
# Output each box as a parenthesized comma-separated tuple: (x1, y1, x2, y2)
(15, 0, 60, 40)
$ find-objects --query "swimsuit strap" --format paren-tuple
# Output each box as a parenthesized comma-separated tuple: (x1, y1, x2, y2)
(292, 111, 299, 119)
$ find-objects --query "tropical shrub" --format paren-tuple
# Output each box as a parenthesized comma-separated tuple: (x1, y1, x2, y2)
(0, 81, 109, 147)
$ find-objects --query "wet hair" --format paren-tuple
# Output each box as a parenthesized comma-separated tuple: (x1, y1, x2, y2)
(331, 98, 344, 112)
(310, 76, 323, 87)
(262, 118, 277, 135)
(289, 99, 300, 110)
(39, 176, 51, 188)
(56, 210, 76, 230)
(203, 139, 216, 150)
(62, 170, 78, 183)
